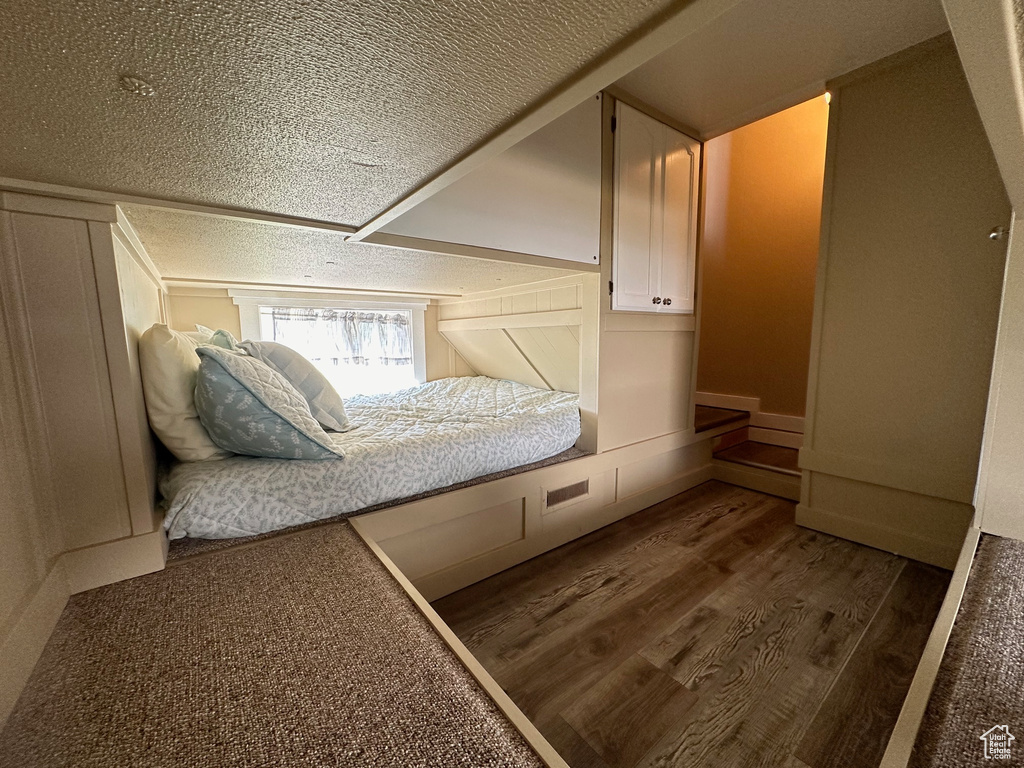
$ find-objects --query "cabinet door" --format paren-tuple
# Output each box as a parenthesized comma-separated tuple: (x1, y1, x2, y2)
(612, 103, 663, 311)
(659, 125, 700, 313)
(612, 103, 700, 313)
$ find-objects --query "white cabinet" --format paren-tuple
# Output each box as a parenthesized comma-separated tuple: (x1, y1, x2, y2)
(612, 102, 701, 313)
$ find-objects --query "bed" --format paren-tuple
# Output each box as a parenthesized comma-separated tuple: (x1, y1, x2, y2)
(161, 376, 581, 540)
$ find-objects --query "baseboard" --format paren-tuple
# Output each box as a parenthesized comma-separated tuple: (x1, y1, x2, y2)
(796, 502, 962, 569)
(711, 460, 801, 501)
(880, 527, 981, 767)
(748, 427, 803, 449)
(60, 530, 168, 594)
(409, 464, 715, 601)
(0, 561, 69, 725)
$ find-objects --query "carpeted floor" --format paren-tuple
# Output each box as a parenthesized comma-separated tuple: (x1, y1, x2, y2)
(910, 534, 1024, 767)
(0, 523, 544, 768)
(168, 446, 589, 561)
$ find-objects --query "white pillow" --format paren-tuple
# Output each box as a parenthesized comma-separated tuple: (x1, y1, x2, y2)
(138, 324, 233, 461)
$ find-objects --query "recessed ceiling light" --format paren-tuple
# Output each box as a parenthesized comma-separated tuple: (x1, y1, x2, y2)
(119, 75, 155, 97)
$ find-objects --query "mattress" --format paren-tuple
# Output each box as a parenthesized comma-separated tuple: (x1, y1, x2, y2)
(161, 376, 581, 539)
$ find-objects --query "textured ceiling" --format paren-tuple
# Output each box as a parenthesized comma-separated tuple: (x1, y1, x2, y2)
(1, 0, 677, 227)
(124, 207, 580, 295)
(615, 0, 948, 136)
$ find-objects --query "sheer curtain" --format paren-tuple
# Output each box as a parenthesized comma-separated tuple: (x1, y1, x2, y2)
(258, 307, 416, 397)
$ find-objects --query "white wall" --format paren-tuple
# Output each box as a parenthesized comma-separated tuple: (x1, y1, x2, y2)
(944, 0, 1024, 542)
(0, 193, 167, 724)
(0, 213, 67, 723)
(798, 37, 1011, 568)
(383, 95, 602, 265)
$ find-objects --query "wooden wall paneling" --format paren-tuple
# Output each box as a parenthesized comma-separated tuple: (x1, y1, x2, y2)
(8, 212, 132, 549)
(440, 329, 550, 390)
(93, 222, 164, 535)
(505, 326, 580, 393)
(0, 209, 70, 724)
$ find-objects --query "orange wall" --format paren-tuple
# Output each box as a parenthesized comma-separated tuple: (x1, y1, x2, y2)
(696, 96, 828, 417)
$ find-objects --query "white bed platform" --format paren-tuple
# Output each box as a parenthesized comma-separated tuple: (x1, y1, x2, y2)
(350, 421, 731, 601)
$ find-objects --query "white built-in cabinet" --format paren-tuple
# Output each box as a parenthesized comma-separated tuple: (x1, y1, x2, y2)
(612, 102, 701, 314)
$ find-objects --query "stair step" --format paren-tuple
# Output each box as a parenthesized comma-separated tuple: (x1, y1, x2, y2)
(713, 441, 801, 477)
(695, 405, 749, 433)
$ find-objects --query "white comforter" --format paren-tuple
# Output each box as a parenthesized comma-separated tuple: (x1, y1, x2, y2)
(161, 376, 580, 539)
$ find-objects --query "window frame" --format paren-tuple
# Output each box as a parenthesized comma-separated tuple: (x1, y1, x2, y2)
(230, 290, 428, 387)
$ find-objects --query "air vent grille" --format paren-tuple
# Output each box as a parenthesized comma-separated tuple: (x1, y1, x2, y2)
(546, 479, 590, 508)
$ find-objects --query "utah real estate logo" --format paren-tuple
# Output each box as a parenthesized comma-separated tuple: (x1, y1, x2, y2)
(980, 725, 1015, 760)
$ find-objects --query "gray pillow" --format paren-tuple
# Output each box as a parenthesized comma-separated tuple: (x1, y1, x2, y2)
(239, 340, 351, 432)
(194, 346, 344, 460)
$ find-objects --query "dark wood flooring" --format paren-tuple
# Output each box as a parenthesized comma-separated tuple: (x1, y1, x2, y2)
(714, 441, 801, 476)
(433, 481, 950, 768)
(694, 405, 748, 433)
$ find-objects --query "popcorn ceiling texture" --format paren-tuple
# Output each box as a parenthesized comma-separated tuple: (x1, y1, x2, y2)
(0, 0, 677, 226)
(125, 206, 581, 294)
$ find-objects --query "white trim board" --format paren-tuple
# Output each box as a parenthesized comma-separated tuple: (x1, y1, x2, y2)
(879, 526, 981, 767)
(695, 391, 806, 434)
(114, 208, 165, 290)
(164, 276, 456, 300)
(796, 501, 964, 570)
(437, 309, 581, 332)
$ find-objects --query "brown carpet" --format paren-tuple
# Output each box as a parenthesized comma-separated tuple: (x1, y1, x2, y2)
(0, 523, 544, 768)
(910, 534, 1024, 766)
(168, 446, 589, 561)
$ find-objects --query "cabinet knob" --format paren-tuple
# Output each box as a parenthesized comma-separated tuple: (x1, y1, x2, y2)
(664, 297, 672, 306)
(652, 297, 662, 304)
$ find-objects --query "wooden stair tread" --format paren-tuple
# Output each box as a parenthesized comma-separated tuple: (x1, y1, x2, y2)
(714, 441, 801, 477)
(695, 405, 749, 433)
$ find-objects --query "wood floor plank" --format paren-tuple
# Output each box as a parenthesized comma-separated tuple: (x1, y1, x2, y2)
(432, 484, 950, 768)
(538, 715, 611, 768)
(439, 486, 770, 669)
(636, 598, 841, 767)
(794, 561, 951, 768)
(434, 481, 745, 633)
(496, 496, 794, 684)
(562, 655, 698, 768)
(504, 553, 731, 721)
(641, 532, 861, 693)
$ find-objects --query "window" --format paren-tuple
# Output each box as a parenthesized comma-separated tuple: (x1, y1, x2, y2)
(259, 307, 417, 397)
(233, 291, 427, 398)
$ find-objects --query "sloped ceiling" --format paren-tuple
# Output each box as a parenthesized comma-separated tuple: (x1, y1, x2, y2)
(615, 0, 948, 137)
(124, 207, 580, 295)
(0, 0, 677, 227)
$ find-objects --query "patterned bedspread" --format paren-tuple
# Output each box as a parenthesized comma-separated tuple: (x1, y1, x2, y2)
(161, 376, 581, 539)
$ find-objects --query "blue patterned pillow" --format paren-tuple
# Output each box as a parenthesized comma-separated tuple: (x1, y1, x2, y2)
(194, 346, 344, 460)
